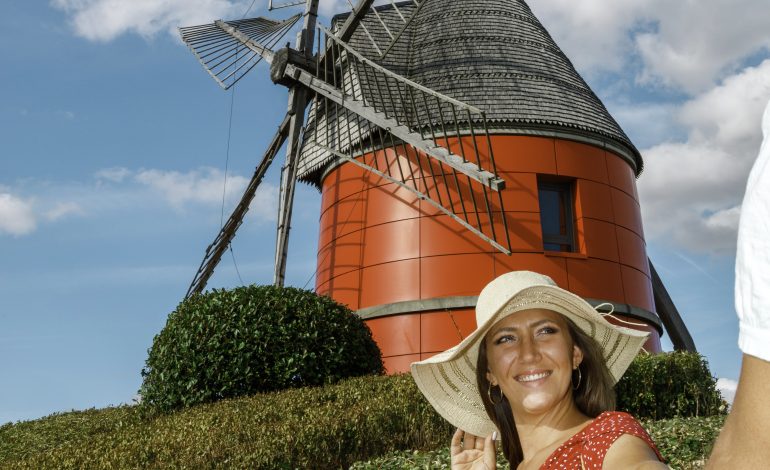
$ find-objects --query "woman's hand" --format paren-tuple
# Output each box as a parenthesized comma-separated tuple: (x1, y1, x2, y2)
(450, 428, 497, 470)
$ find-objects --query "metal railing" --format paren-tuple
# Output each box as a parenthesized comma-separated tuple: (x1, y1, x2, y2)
(303, 25, 511, 254)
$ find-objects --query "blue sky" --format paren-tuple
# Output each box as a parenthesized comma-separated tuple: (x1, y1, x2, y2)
(2, 0, 769, 424)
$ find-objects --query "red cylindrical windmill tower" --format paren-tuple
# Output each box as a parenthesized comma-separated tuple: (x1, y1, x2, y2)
(295, 0, 665, 373)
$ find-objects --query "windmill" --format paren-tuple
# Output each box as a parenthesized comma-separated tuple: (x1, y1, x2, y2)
(178, 0, 695, 373)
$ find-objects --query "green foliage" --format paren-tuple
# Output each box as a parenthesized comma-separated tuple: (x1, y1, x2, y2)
(351, 415, 726, 470)
(616, 352, 727, 420)
(139, 284, 383, 412)
(2, 370, 726, 469)
(645, 415, 726, 469)
(0, 406, 145, 463)
(350, 446, 511, 469)
(3, 353, 726, 468)
(2, 374, 451, 469)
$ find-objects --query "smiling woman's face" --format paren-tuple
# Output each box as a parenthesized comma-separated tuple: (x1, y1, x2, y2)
(484, 308, 583, 417)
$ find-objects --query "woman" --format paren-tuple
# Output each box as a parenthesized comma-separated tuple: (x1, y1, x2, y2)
(411, 271, 667, 469)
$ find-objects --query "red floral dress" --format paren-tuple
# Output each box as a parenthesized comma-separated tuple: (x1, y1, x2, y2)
(540, 411, 664, 469)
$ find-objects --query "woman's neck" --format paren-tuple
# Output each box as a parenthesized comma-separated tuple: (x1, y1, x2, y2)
(514, 399, 591, 463)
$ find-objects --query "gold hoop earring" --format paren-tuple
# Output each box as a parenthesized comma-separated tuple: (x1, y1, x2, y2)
(487, 383, 504, 405)
(572, 367, 582, 390)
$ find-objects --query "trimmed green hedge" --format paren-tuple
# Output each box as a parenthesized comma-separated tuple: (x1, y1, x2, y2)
(616, 351, 726, 419)
(1, 375, 451, 469)
(140, 285, 383, 412)
(350, 415, 726, 470)
(2, 353, 725, 469)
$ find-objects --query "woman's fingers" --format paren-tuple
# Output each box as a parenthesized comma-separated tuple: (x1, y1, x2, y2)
(484, 431, 498, 467)
(452, 428, 482, 452)
(450, 429, 498, 469)
(463, 431, 478, 451)
(451, 428, 465, 456)
(475, 434, 486, 450)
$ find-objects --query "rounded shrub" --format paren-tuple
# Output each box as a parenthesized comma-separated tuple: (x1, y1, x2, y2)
(616, 351, 727, 420)
(139, 285, 384, 412)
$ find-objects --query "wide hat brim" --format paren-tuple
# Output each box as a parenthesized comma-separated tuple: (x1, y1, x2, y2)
(410, 271, 649, 438)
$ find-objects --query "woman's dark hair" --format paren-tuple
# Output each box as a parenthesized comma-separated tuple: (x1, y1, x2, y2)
(476, 314, 616, 466)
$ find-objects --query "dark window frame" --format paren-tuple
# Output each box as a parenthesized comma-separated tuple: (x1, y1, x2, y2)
(538, 179, 577, 253)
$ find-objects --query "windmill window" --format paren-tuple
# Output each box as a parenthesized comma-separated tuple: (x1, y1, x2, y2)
(538, 180, 576, 252)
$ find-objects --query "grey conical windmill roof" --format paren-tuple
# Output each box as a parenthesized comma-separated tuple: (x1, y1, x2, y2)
(296, 0, 642, 185)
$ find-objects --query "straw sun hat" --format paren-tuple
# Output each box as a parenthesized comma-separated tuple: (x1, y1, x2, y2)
(410, 270, 649, 438)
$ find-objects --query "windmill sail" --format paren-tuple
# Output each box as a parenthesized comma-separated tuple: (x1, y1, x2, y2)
(179, 14, 301, 90)
(185, 113, 292, 298)
(181, 13, 514, 255)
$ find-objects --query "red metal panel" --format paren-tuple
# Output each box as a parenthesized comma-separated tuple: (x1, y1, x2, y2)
(361, 219, 420, 267)
(498, 172, 541, 212)
(366, 315, 420, 356)
(611, 187, 645, 237)
(605, 152, 638, 201)
(621, 265, 655, 312)
(420, 254, 494, 298)
(574, 179, 614, 223)
(321, 167, 365, 210)
(566, 257, 625, 304)
(493, 135, 557, 174)
(555, 140, 609, 184)
(420, 214, 491, 256)
(359, 259, 420, 308)
(316, 229, 362, 286)
(616, 225, 650, 276)
(581, 218, 620, 262)
(316, 268, 361, 310)
(363, 183, 420, 227)
(421, 308, 476, 353)
(318, 193, 364, 250)
(492, 252, 569, 287)
(495, 212, 542, 251)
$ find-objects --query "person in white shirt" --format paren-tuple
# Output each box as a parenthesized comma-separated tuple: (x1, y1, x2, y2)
(707, 97, 770, 468)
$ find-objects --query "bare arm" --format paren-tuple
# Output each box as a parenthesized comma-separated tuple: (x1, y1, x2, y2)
(602, 434, 669, 469)
(707, 354, 770, 468)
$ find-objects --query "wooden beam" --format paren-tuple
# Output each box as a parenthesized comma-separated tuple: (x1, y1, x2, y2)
(649, 258, 697, 352)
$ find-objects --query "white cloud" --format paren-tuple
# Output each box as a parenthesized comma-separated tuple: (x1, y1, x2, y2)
(95, 167, 131, 183)
(607, 100, 682, 149)
(705, 207, 741, 232)
(1, 166, 278, 238)
(716, 377, 738, 406)
(58, 110, 76, 120)
(638, 61, 770, 255)
(0, 193, 37, 236)
(528, 0, 656, 75)
(318, 0, 347, 18)
(134, 167, 249, 208)
(532, 0, 770, 93)
(45, 202, 85, 221)
(51, 0, 245, 42)
(51, 0, 770, 96)
(635, 0, 770, 93)
(98, 166, 279, 221)
(137, 166, 278, 221)
(678, 62, 770, 156)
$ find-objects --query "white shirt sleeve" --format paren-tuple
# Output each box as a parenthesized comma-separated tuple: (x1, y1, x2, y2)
(735, 98, 770, 362)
